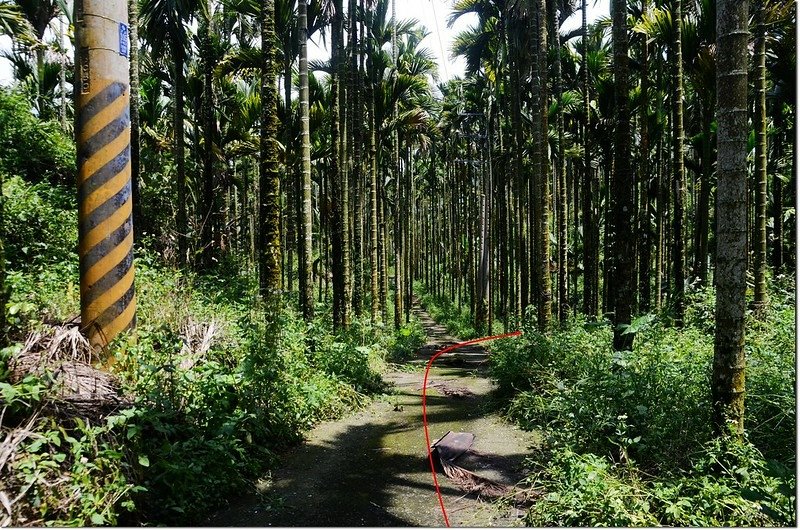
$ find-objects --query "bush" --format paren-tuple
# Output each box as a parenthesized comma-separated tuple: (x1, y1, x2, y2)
(1, 253, 420, 526)
(3, 176, 77, 270)
(0, 89, 75, 186)
(527, 438, 795, 527)
(491, 282, 796, 526)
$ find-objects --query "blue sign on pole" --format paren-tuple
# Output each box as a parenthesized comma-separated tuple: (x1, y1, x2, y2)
(119, 23, 129, 57)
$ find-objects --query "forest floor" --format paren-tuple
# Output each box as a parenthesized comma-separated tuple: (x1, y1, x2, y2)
(208, 304, 540, 527)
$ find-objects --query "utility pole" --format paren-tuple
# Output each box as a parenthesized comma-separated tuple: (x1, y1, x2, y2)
(74, 0, 136, 348)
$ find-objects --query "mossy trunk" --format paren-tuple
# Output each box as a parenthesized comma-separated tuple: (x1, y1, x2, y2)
(671, 0, 686, 327)
(367, 2, 380, 324)
(298, 0, 314, 320)
(713, 0, 748, 437)
(260, 0, 283, 329)
(128, 0, 142, 242)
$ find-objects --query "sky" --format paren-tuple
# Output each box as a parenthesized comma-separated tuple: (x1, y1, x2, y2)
(0, 0, 610, 86)
(308, 0, 612, 81)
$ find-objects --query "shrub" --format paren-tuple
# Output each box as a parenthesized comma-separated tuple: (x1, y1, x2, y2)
(490, 281, 796, 527)
(0, 90, 75, 186)
(2, 253, 419, 526)
(2, 176, 76, 271)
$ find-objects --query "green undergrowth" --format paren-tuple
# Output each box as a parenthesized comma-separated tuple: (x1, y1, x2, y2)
(0, 172, 426, 526)
(487, 280, 796, 526)
(2, 253, 425, 526)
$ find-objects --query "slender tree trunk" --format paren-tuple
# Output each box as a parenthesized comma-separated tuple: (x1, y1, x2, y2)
(476, 121, 491, 333)
(201, 0, 215, 270)
(511, 63, 528, 318)
(713, 0, 748, 437)
(260, 0, 283, 324)
(299, 0, 314, 320)
(581, 0, 596, 319)
(380, 186, 389, 323)
(610, 0, 635, 350)
(655, 113, 665, 308)
(331, 0, 350, 330)
(695, 104, 713, 286)
(672, 0, 686, 326)
(391, 0, 402, 328)
(772, 107, 784, 272)
(351, 0, 365, 317)
(368, 15, 380, 323)
(59, 15, 66, 129)
(284, 54, 295, 292)
(534, 0, 552, 331)
(637, 0, 651, 312)
(551, 0, 567, 323)
(36, 46, 44, 114)
(753, 1, 768, 312)
(173, 41, 187, 266)
(789, 119, 796, 268)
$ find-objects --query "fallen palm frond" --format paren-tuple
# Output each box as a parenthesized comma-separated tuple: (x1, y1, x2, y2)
(430, 431, 511, 501)
(0, 410, 41, 527)
(438, 459, 511, 499)
(178, 319, 221, 370)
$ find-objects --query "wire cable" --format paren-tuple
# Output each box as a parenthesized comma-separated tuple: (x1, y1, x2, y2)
(422, 330, 523, 526)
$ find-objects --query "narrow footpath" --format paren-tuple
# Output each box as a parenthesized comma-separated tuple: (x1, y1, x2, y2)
(209, 304, 538, 527)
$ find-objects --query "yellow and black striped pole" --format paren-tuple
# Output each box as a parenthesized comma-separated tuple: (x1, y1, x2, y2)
(75, 0, 135, 348)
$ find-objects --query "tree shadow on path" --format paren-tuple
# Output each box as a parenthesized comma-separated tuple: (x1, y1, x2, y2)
(207, 305, 537, 527)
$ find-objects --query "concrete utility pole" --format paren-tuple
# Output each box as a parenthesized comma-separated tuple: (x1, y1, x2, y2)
(74, 0, 136, 348)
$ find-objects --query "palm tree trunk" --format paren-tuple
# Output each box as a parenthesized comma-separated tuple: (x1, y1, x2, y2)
(351, 0, 365, 316)
(380, 186, 389, 323)
(550, 0, 567, 323)
(260, 0, 282, 324)
(771, 104, 784, 272)
(537, 0, 552, 332)
(331, 0, 350, 329)
(610, 0, 635, 351)
(672, 0, 686, 326)
(511, 61, 528, 318)
(695, 103, 713, 286)
(637, 0, 651, 312)
(201, 0, 215, 270)
(713, 0, 748, 437)
(581, 0, 596, 319)
(298, 0, 314, 320)
(58, 15, 65, 128)
(173, 40, 187, 266)
(284, 54, 295, 293)
(753, 0, 768, 312)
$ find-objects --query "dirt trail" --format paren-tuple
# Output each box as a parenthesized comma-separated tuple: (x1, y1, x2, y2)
(208, 305, 538, 527)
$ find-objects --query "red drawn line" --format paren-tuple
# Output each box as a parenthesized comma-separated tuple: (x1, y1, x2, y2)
(422, 330, 523, 527)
